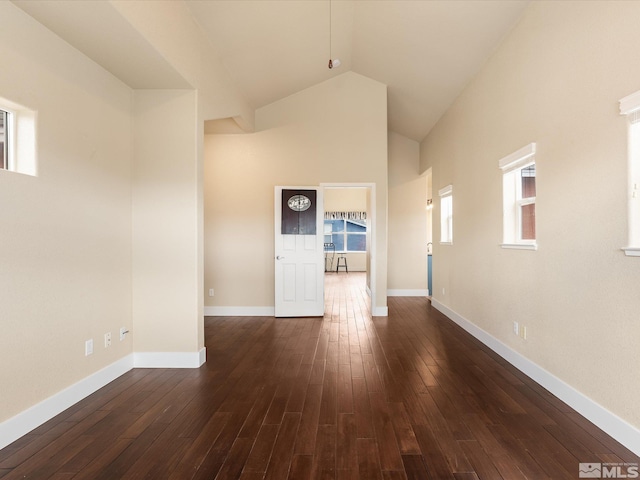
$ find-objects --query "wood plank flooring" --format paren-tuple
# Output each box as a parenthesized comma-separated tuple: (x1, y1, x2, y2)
(1, 272, 638, 479)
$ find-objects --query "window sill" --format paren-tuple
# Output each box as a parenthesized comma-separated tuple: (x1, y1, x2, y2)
(440, 241, 453, 246)
(622, 247, 640, 257)
(501, 243, 537, 251)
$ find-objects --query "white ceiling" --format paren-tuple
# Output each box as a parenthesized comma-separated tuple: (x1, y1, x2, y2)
(186, 0, 528, 141)
(13, 0, 529, 142)
(12, 0, 191, 89)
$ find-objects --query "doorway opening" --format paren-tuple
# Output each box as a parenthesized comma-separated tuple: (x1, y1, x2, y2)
(321, 184, 376, 312)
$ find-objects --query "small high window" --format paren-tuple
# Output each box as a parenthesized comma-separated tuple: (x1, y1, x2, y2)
(499, 143, 537, 250)
(0, 98, 37, 176)
(323, 212, 367, 252)
(0, 109, 9, 170)
(619, 90, 640, 256)
(439, 185, 453, 244)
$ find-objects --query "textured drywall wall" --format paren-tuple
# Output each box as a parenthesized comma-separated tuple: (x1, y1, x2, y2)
(204, 72, 388, 310)
(0, 2, 133, 421)
(421, 0, 640, 429)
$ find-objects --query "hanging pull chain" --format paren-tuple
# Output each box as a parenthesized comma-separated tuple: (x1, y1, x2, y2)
(328, 0, 333, 68)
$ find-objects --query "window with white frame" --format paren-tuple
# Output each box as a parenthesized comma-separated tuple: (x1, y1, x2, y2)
(323, 212, 367, 252)
(439, 185, 453, 244)
(0, 109, 9, 170)
(619, 90, 640, 256)
(499, 143, 537, 250)
(0, 98, 37, 176)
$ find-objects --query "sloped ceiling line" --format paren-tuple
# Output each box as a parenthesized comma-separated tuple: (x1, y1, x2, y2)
(12, 0, 529, 141)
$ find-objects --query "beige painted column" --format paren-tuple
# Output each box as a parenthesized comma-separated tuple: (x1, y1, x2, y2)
(132, 89, 204, 367)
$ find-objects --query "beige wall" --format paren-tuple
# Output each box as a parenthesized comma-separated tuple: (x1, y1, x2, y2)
(111, 0, 254, 131)
(0, 3, 133, 421)
(204, 72, 388, 312)
(324, 187, 367, 211)
(388, 132, 427, 292)
(132, 90, 201, 353)
(0, 0, 233, 429)
(421, 1, 640, 429)
(113, 0, 253, 356)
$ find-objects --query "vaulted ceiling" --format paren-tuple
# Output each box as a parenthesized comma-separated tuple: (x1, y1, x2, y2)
(13, 0, 529, 142)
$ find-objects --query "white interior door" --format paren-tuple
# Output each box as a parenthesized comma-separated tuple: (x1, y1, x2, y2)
(274, 186, 324, 317)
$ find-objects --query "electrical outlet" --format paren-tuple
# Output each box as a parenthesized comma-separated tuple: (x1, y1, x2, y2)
(442, 288, 445, 295)
(104, 332, 112, 348)
(208, 288, 214, 297)
(119, 327, 129, 341)
(85, 339, 93, 356)
(520, 326, 527, 340)
(513, 321, 519, 336)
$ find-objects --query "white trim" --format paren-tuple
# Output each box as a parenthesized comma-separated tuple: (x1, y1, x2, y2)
(430, 299, 640, 457)
(387, 289, 428, 297)
(438, 184, 453, 197)
(440, 241, 453, 246)
(0, 355, 133, 450)
(0, 348, 207, 451)
(620, 90, 640, 115)
(499, 143, 536, 172)
(622, 247, 640, 257)
(133, 349, 206, 368)
(624, 114, 640, 252)
(0, 108, 14, 171)
(365, 282, 386, 315)
(372, 305, 388, 317)
(0, 96, 37, 176)
(501, 243, 538, 251)
(204, 306, 275, 316)
(500, 145, 537, 246)
(439, 189, 453, 244)
(321, 182, 386, 317)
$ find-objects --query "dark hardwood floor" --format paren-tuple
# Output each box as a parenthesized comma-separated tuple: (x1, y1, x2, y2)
(1, 272, 638, 479)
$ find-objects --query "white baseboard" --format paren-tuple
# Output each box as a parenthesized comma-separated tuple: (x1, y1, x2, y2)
(0, 354, 134, 450)
(372, 306, 389, 316)
(0, 347, 208, 451)
(365, 284, 388, 316)
(133, 348, 207, 368)
(204, 303, 391, 317)
(387, 289, 428, 297)
(431, 299, 640, 457)
(204, 306, 275, 316)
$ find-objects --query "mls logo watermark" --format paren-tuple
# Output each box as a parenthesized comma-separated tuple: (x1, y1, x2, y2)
(579, 463, 639, 478)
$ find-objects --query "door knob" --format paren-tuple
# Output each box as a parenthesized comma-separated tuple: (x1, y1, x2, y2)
(276, 255, 285, 260)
